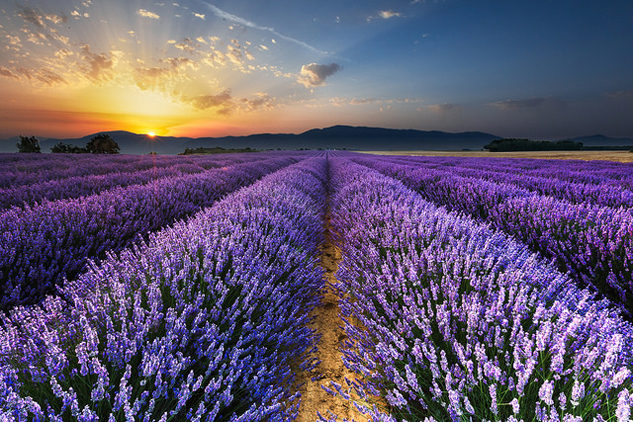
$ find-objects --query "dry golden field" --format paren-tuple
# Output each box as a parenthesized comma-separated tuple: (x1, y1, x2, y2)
(359, 150, 633, 162)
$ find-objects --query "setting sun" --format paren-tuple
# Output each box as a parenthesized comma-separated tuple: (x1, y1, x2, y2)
(148, 132, 156, 138)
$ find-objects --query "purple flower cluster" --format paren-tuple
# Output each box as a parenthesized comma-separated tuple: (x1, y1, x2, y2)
(353, 154, 633, 208)
(0, 157, 327, 420)
(0, 152, 273, 185)
(353, 155, 633, 318)
(0, 155, 299, 310)
(0, 153, 174, 189)
(329, 157, 633, 421)
(0, 153, 296, 210)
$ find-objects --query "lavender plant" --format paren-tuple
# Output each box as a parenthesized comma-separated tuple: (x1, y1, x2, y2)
(353, 155, 633, 318)
(0, 156, 298, 310)
(329, 157, 633, 421)
(0, 157, 328, 420)
(0, 151, 281, 190)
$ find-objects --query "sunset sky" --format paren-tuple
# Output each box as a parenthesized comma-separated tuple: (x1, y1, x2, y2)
(1, 0, 632, 140)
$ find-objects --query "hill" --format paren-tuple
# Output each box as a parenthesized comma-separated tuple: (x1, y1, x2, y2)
(557, 134, 633, 148)
(4, 128, 632, 155)
(0, 126, 499, 154)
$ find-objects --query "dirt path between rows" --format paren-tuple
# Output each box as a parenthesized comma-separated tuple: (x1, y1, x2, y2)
(295, 226, 369, 422)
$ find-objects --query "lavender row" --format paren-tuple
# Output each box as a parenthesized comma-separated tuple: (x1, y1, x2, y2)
(375, 154, 633, 189)
(0, 164, 199, 211)
(0, 154, 176, 188)
(354, 155, 633, 318)
(0, 156, 299, 310)
(0, 157, 327, 420)
(329, 158, 633, 421)
(0, 153, 288, 210)
(352, 155, 633, 209)
(0, 152, 269, 189)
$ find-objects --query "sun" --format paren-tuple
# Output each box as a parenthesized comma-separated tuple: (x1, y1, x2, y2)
(147, 132, 156, 138)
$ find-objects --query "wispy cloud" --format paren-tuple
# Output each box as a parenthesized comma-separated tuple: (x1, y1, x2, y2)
(16, 67, 68, 85)
(134, 66, 174, 90)
(80, 45, 118, 84)
(191, 0, 327, 55)
(17, 6, 46, 28)
(0, 67, 19, 80)
(488, 97, 564, 110)
(16, 6, 70, 46)
(605, 90, 633, 100)
(298, 63, 341, 88)
(193, 12, 205, 20)
(427, 103, 461, 113)
(182, 90, 274, 114)
(45, 13, 67, 25)
(330, 96, 420, 107)
(185, 90, 233, 112)
(367, 10, 403, 22)
(169, 37, 197, 53)
(71, 10, 90, 19)
(137, 9, 160, 19)
(379, 10, 403, 19)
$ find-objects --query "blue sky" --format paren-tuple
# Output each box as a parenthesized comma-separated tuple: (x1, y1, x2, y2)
(0, 0, 632, 139)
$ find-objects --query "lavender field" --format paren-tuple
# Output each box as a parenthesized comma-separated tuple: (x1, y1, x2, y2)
(1, 151, 633, 421)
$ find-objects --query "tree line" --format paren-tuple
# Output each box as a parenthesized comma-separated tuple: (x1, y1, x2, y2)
(16, 134, 120, 154)
(484, 138, 583, 152)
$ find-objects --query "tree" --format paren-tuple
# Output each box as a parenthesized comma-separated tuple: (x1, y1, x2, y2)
(16, 135, 41, 153)
(86, 133, 120, 154)
(51, 142, 88, 153)
(484, 138, 583, 152)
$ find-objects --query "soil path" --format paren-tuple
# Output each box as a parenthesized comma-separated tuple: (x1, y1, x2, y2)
(295, 226, 368, 422)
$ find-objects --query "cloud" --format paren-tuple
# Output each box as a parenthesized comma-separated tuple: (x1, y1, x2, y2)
(162, 57, 199, 70)
(182, 90, 275, 114)
(367, 10, 403, 22)
(298, 63, 341, 88)
(26, 32, 47, 45)
(427, 103, 461, 113)
(17, 6, 45, 28)
(80, 45, 117, 83)
(226, 39, 254, 67)
(17, 8, 66, 27)
(186, 90, 233, 112)
(16, 6, 70, 45)
(605, 90, 633, 100)
(45, 13, 67, 25)
(349, 98, 377, 105)
(137, 9, 160, 19)
(134, 56, 199, 91)
(241, 93, 275, 111)
(15, 67, 67, 85)
(379, 10, 403, 19)
(0, 67, 20, 80)
(134, 66, 175, 90)
(171, 38, 197, 53)
(54, 48, 74, 59)
(192, 0, 327, 55)
(193, 12, 205, 20)
(488, 97, 564, 110)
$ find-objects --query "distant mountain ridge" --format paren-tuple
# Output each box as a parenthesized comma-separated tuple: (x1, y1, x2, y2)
(558, 134, 633, 147)
(1, 126, 632, 154)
